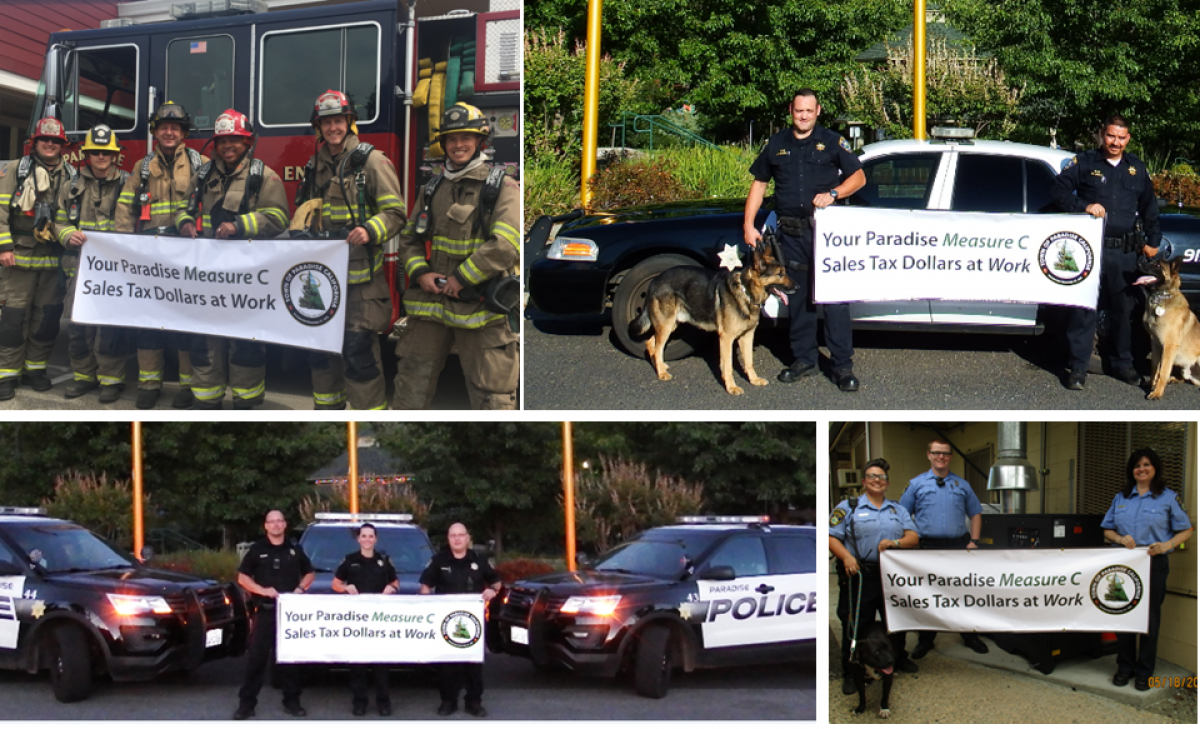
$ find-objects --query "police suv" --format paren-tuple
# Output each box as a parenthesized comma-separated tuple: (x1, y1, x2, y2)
(297, 512, 434, 595)
(0, 507, 248, 702)
(488, 517, 816, 698)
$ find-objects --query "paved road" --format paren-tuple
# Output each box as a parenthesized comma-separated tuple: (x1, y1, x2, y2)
(523, 308, 1200, 410)
(1, 650, 814, 721)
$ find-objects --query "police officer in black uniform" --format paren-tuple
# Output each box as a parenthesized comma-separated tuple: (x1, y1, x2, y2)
(332, 523, 399, 716)
(744, 89, 866, 392)
(234, 509, 315, 720)
(419, 522, 501, 717)
(1052, 114, 1161, 390)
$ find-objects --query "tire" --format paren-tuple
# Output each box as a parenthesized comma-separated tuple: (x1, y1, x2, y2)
(611, 254, 703, 360)
(633, 624, 672, 699)
(47, 624, 92, 703)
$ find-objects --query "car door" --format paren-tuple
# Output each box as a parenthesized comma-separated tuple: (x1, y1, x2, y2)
(695, 534, 807, 649)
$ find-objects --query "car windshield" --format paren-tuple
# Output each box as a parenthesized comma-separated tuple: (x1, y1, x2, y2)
(592, 531, 723, 580)
(301, 526, 433, 573)
(4, 523, 134, 573)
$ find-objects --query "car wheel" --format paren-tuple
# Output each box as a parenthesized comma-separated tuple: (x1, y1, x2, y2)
(47, 624, 92, 703)
(612, 254, 703, 360)
(633, 624, 672, 698)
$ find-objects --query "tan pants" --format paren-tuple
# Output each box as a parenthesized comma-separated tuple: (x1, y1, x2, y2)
(392, 319, 518, 410)
(0, 246, 64, 381)
(309, 276, 390, 410)
(190, 336, 266, 404)
(63, 267, 128, 386)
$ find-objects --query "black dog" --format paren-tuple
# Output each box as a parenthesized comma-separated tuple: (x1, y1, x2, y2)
(851, 622, 895, 718)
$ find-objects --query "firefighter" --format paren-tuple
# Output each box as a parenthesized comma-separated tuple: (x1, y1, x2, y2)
(0, 117, 75, 401)
(114, 101, 207, 409)
(296, 90, 406, 410)
(392, 103, 520, 410)
(53, 124, 131, 404)
(175, 109, 288, 410)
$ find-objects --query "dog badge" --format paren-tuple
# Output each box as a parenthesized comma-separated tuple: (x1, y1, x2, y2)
(1156, 305, 1165, 317)
(717, 243, 743, 271)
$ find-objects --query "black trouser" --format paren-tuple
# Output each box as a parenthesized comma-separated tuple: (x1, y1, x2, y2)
(1117, 553, 1169, 680)
(1066, 246, 1140, 372)
(779, 228, 854, 372)
(238, 606, 301, 708)
(439, 662, 483, 705)
(350, 664, 390, 708)
(912, 535, 978, 648)
(839, 562, 907, 673)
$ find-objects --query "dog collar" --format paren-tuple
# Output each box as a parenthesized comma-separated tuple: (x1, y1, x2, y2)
(1149, 291, 1171, 317)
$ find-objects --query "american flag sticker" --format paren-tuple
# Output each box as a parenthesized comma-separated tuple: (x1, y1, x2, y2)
(191, 41, 207, 54)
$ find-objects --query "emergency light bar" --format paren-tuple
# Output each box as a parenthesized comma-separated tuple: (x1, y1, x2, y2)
(171, 0, 266, 21)
(0, 507, 48, 515)
(676, 515, 769, 524)
(930, 126, 975, 140)
(314, 512, 413, 523)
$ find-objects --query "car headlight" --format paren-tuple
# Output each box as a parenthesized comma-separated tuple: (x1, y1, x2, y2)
(107, 593, 173, 615)
(547, 237, 599, 262)
(560, 595, 622, 616)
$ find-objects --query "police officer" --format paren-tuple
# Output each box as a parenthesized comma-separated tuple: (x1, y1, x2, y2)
(1052, 114, 1161, 390)
(332, 523, 400, 715)
(0, 117, 75, 400)
(829, 458, 919, 694)
(234, 509, 315, 720)
(53, 124, 131, 404)
(176, 109, 288, 410)
(115, 101, 208, 409)
(419, 523, 501, 717)
(743, 89, 865, 392)
(393, 103, 521, 410)
(899, 438, 987, 658)
(296, 90, 406, 410)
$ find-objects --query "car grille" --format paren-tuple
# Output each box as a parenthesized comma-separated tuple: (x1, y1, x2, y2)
(165, 586, 237, 624)
(500, 587, 566, 621)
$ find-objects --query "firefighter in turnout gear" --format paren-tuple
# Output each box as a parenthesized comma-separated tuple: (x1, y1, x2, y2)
(175, 109, 288, 409)
(392, 103, 520, 410)
(114, 101, 207, 409)
(296, 90, 406, 410)
(0, 117, 76, 401)
(52, 124, 131, 403)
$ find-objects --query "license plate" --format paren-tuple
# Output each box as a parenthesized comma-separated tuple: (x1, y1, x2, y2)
(205, 628, 223, 648)
(510, 626, 528, 645)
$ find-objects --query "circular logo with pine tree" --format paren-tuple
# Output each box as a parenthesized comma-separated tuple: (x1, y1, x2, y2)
(282, 262, 341, 326)
(1038, 232, 1094, 285)
(441, 610, 482, 648)
(1090, 565, 1143, 615)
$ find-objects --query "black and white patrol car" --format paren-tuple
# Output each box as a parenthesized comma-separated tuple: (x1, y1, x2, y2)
(0, 507, 248, 702)
(296, 512, 434, 595)
(488, 516, 816, 698)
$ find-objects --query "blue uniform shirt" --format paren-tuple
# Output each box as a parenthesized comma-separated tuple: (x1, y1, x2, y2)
(899, 469, 982, 540)
(829, 498, 916, 564)
(1101, 488, 1192, 552)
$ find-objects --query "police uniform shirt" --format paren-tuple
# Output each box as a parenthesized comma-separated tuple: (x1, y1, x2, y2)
(1051, 149, 1161, 245)
(1101, 488, 1192, 553)
(238, 538, 313, 600)
(419, 548, 500, 595)
(748, 125, 861, 219)
(335, 550, 398, 594)
(899, 470, 982, 540)
(829, 498, 916, 564)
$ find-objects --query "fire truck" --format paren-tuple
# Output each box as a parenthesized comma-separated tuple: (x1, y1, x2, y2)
(26, 0, 520, 316)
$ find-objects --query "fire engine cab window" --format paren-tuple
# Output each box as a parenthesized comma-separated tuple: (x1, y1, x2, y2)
(62, 46, 137, 134)
(166, 36, 234, 130)
(260, 25, 380, 126)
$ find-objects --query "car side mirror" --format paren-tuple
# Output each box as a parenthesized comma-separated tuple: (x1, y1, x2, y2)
(140, 545, 155, 561)
(696, 565, 736, 581)
(577, 553, 591, 568)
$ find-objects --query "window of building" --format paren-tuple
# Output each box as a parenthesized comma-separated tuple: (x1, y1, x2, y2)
(62, 45, 138, 134)
(1077, 422, 1190, 515)
(259, 23, 380, 127)
(166, 36, 235, 130)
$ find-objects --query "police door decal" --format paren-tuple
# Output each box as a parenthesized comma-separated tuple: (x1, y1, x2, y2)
(693, 574, 817, 648)
(0, 576, 24, 649)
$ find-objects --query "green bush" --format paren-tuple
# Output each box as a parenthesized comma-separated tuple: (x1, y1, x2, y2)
(653, 146, 760, 199)
(571, 457, 704, 554)
(152, 549, 242, 583)
(524, 153, 581, 231)
(41, 471, 156, 546)
(298, 481, 431, 527)
(588, 156, 698, 210)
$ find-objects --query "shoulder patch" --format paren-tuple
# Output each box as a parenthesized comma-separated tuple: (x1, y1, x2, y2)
(1066, 156, 1077, 168)
(830, 508, 846, 526)
(839, 136, 852, 152)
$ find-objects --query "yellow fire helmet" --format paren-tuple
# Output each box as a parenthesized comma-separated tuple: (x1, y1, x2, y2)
(436, 103, 490, 141)
(81, 124, 122, 153)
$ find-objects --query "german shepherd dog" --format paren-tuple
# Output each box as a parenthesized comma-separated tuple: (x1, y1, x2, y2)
(1136, 257, 1200, 399)
(851, 622, 896, 719)
(628, 246, 793, 395)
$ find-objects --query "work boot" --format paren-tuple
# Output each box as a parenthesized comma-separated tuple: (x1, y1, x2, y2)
(962, 635, 989, 654)
(464, 702, 487, 717)
(98, 384, 123, 404)
(64, 379, 98, 399)
(1112, 366, 1141, 386)
(232, 705, 255, 720)
(896, 657, 920, 673)
(172, 389, 195, 409)
(233, 395, 265, 410)
(315, 401, 347, 410)
(777, 361, 818, 383)
(437, 700, 457, 716)
(834, 369, 860, 392)
(136, 388, 160, 409)
(910, 641, 935, 660)
(0, 379, 16, 401)
(1064, 370, 1086, 390)
(191, 398, 223, 410)
(23, 370, 52, 391)
(841, 676, 857, 695)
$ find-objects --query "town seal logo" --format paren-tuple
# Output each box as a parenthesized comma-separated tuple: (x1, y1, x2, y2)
(282, 262, 341, 326)
(1090, 565, 1142, 615)
(441, 610, 482, 648)
(1038, 232, 1094, 286)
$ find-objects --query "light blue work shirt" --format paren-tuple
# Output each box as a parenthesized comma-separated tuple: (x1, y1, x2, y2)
(829, 498, 916, 564)
(1101, 488, 1192, 553)
(899, 469, 982, 540)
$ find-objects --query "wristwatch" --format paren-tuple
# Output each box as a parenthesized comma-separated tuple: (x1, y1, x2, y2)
(828, 188, 839, 200)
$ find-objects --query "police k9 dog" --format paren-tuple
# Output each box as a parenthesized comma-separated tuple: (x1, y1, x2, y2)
(628, 245, 793, 395)
(1137, 257, 1200, 399)
(851, 622, 895, 719)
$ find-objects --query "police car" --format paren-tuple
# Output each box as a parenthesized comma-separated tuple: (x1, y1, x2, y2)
(297, 512, 434, 595)
(0, 507, 248, 702)
(488, 516, 816, 698)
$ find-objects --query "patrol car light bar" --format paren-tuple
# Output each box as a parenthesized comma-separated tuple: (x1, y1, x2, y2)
(675, 515, 769, 524)
(0, 507, 47, 515)
(930, 126, 975, 140)
(314, 512, 413, 523)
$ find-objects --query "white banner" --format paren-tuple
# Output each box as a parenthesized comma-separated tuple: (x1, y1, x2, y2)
(813, 207, 1104, 308)
(275, 593, 485, 663)
(72, 232, 350, 353)
(881, 548, 1150, 633)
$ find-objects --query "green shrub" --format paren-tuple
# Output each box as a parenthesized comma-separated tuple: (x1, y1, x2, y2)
(571, 457, 704, 554)
(41, 471, 156, 546)
(524, 153, 581, 231)
(298, 481, 431, 527)
(588, 156, 698, 210)
(652, 146, 760, 199)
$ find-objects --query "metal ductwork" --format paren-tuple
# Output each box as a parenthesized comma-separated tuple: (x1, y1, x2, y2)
(987, 422, 1039, 514)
